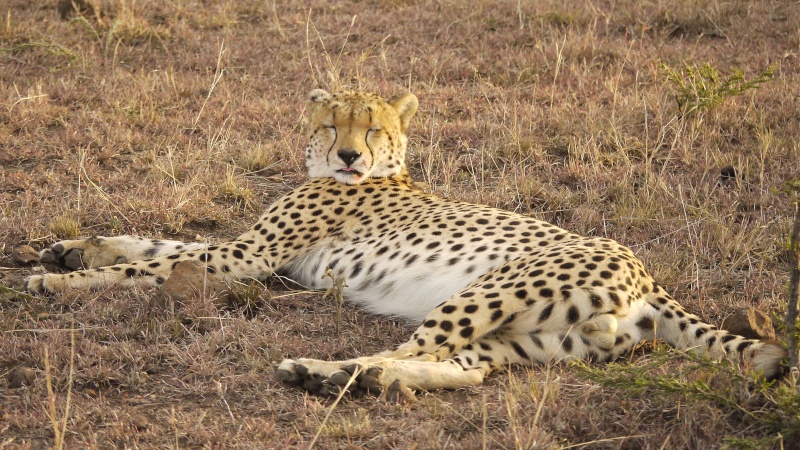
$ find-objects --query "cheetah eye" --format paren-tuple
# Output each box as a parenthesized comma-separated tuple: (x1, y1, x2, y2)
(368, 127, 382, 133)
(323, 124, 335, 130)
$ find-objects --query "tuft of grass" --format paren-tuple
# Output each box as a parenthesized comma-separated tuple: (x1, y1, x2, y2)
(48, 216, 81, 239)
(572, 346, 800, 449)
(219, 169, 255, 210)
(236, 143, 281, 173)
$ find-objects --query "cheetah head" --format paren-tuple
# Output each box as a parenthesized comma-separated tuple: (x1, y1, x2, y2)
(305, 89, 418, 185)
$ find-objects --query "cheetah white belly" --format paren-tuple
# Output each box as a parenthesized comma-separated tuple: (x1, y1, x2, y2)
(282, 239, 507, 323)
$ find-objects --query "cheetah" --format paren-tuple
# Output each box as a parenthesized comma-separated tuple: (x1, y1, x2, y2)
(25, 89, 786, 396)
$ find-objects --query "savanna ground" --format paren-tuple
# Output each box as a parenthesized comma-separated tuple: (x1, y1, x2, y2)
(1, 0, 800, 448)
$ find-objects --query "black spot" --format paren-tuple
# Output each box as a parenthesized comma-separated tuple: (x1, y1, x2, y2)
(695, 328, 707, 337)
(464, 304, 479, 313)
(440, 320, 453, 332)
(515, 289, 527, 299)
(460, 327, 474, 338)
(538, 304, 554, 322)
(458, 318, 472, 326)
(442, 305, 457, 314)
(737, 341, 752, 352)
(351, 262, 363, 278)
(491, 310, 503, 322)
(435, 335, 447, 345)
(424, 320, 437, 328)
(488, 300, 502, 309)
(232, 250, 244, 259)
(539, 288, 554, 298)
(125, 268, 136, 277)
(562, 335, 573, 352)
(511, 341, 530, 360)
(636, 317, 654, 330)
(567, 306, 579, 324)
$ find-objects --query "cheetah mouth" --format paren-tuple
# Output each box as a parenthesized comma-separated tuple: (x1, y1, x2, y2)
(338, 168, 363, 175)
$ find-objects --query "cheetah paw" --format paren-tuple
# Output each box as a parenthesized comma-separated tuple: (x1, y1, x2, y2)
(275, 358, 391, 397)
(39, 238, 129, 271)
(24, 275, 48, 294)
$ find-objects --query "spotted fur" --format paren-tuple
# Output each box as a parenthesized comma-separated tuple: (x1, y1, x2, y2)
(25, 89, 786, 394)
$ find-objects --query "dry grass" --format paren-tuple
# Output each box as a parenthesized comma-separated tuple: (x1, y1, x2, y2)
(2, 0, 800, 448)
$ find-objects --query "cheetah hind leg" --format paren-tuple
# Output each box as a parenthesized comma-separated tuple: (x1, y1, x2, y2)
(275, 357, 483, 398)
(39, 236, 206, 271)
(580, 313, 618, 351)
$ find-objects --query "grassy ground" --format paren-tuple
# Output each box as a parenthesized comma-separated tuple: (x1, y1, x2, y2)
(2, 0, 799, 448)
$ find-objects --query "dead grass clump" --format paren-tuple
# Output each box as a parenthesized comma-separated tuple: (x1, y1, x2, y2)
(48, 216, 81, 239)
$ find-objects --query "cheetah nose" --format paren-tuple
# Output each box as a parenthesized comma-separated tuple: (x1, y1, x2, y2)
(338, 149, 361, 166)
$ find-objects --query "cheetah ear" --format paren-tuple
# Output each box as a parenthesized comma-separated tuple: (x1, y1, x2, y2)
(389, 92, 418, 132)
(308, 89, 331, 103)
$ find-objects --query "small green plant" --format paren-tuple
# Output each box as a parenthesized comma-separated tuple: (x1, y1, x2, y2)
(322, 268, 347, 337)
(572, 346, 800, 449)
(661, 63, 775, 116)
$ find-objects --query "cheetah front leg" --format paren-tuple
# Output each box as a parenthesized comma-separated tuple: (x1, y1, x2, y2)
(276, 319, 626, 397)
(39, 236, 207, 271)
(276, 356, 484, 398)
(25, 239, 274, 294)
(277, 261, 539, 395)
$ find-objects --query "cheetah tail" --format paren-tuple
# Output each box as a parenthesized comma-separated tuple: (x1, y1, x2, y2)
(646, 291, 786, 379)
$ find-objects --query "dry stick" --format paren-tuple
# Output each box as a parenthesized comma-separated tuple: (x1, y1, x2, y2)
(787, 199, 800, 369)
(192, 40, 226, 129)
(307, 367, 362, 450)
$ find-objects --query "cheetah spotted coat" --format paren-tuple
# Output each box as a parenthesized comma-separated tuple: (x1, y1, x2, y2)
(25, 89, 786, 395)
